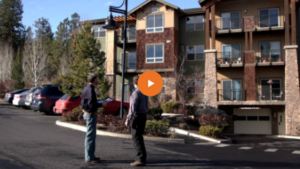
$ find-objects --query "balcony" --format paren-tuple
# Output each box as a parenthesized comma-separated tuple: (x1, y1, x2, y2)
(115, 59, 136, 73)
(255, 14, 285, 31)
(257, 88, 285, 101)
(216, 52, 244, 68)
(215, 17, 243, 34)
(117, 26, 136, 44)
(254, 50, 285, 66)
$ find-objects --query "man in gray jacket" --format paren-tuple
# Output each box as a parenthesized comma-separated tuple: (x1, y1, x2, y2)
(125, 75, 148, 167)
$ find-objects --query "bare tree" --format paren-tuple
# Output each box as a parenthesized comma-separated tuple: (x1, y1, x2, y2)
(0, 41, 14, 82)
(22, 37, 48, 87)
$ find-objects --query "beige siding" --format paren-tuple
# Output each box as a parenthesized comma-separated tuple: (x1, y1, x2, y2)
(217, 68, 245, 89)
(105, 30, 116, 74)
(136, 3, 176, 30)
(256, 67, 285, 89)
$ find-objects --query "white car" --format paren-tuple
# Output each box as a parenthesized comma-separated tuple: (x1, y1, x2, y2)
(13, 90, 29, 106)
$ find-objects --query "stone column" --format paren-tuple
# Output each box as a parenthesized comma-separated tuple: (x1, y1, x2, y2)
(244, 51, 256, 101)
(284, 45, 300, 136)
(204, 50, 218, 108)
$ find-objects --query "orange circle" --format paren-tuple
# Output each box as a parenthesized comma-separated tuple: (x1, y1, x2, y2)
(138, 71, 163, 97)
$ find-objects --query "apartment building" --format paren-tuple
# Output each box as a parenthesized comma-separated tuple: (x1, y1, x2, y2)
(83, 0, 300, 136)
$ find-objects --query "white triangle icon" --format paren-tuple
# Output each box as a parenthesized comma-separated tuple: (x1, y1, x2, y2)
(148, 80, 154, 87)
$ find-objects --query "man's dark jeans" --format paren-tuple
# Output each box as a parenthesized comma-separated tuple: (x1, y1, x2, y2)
(131, 114, 147, 162)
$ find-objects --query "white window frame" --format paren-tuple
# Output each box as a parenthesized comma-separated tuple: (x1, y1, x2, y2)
(151, 7, 159, 13)
(93, 24, 106, 38)
(258, 8, 280, 28)
(186, 45, 204, 61)
(146, 44, 164, 63)
(146, 14, 164, 33)
(186, 15, 204, 31)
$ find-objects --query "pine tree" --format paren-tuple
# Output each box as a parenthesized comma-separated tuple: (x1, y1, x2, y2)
(11, 48, 24, 89)
(61, 23, 110, 98)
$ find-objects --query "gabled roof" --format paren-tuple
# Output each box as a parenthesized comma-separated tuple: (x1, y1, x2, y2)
(129, 0, 183, 14)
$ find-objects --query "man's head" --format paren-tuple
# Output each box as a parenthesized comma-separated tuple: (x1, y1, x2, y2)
(88, 73, 99, 86)
(133, 75, 139, 86)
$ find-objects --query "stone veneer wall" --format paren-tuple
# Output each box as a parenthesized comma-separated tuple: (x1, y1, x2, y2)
(106, 75, 115, 99)
(204, 51, 218, 108)
(285, 47, 300, 136)
(244, 52, 256, 101)
(136, 28, 178, 70)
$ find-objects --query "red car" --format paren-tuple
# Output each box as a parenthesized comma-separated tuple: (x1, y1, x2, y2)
(53, 94, 130, 115)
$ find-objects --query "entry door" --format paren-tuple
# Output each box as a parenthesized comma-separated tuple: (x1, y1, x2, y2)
(278, 112, 285, 135)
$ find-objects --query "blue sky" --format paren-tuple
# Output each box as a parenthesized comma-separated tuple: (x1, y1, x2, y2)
(23, 0, 200, 34)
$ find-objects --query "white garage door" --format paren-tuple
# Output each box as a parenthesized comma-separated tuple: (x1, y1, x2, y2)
(234, 108, 272, 135)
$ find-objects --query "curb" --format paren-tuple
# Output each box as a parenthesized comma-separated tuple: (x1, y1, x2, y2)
(169, 127, 232, 144)
(274, 135, 300, 140)
(55, 120, 182, 143)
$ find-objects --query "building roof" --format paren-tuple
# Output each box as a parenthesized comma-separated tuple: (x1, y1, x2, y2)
(113, 15, 136, 22)
(182, 8, 204, 15)
(129, 0, 183, 14)
(79, 18, 106, 25)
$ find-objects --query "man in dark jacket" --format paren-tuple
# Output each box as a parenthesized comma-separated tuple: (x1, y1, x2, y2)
(81, 73, 107, 164)
(125, 75, 148, 167)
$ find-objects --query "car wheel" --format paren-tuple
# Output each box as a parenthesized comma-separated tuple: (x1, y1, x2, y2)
(45, 105, 55, 115)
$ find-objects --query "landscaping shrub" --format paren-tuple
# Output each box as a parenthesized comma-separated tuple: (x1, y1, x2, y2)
(199, 126, 222, 138)
(161, 101, 180, 113)
(97, 115, 131, 134)
(179, 123, 188, 130)
(148, 107, 163, 120)
(184, 117, 200, 127)
(159, 94, 172, 102)
(199, 113, 228, 129)
(145, 120, 170, 136)
(62, 106, 82, 122)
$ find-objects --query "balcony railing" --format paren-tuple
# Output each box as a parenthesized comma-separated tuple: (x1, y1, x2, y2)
(115, 59, 136, 72)
(117, 26, 136, 43)
(215, 17, 243, 32)
(217, 89, 244, 101)
(255, 14, 284, 29)
(257, 88, 285, 101)
(216, 52, 244, 66)
(254, 50, 285, 64)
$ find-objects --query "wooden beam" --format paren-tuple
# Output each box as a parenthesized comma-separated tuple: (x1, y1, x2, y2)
(284, 0, 290, 45)
(245, 32, 248, 51)
(211, 4, 216, 49)
(165, 5, 168, 11)
(205, 8, 210, 50)
(291, 0, 297, 45)
(250, 31, 253, 50)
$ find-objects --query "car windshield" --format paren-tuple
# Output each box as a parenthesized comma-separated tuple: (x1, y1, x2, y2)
(69, 96, 80, 101)
(60, 94, 69, 101)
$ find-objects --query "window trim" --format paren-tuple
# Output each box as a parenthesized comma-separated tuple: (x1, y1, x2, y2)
(258, 8, 280, 28)
(186, 45, 205, 61)
(151, 7, 159, 13)
(220, 11, 241, 30)
(92, 24, 106, 38)
(146, 14, 164, 33)
(145, 44, 164, 63)
(186, 15, 204, 31)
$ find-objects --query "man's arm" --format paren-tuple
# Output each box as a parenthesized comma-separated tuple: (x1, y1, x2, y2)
(125, 91, 139, 124)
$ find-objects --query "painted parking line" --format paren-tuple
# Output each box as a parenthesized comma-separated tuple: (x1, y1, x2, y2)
(292, 150, 300, 155)
(215, 144, 230, 148)
(264, 149, 278, 152)
(239, 147, 253, 150)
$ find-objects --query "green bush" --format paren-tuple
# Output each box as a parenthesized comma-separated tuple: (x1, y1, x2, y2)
(161, 101, 180, 113)
(199, 125, 223, 138)
(145, 120, 170, 136)
(148, 107, 163, 120)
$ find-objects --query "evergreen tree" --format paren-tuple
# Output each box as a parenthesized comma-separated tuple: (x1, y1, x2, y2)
(0, 0, 24, 46)
(70, 13, 80, 31)
(61, 23, 110, 98)
(11, 48, 24, 89)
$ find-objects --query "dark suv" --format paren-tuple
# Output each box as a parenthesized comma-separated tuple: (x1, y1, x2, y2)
(30, 85, 64, 114)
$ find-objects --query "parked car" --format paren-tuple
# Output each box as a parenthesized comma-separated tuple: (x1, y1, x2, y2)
(4, 89, 29, 104)
(30, 85, 65, 114)
(12, 90, 30, 107)
(24, 87, 40, 108)
(53, 96, 130, 115)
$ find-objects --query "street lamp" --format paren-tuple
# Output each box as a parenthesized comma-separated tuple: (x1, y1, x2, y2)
(103, 0, 128, 119)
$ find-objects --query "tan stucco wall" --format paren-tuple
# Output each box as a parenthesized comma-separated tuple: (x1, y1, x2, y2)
(105, 30, 115, 74)
(136, 3, 176, 30)
(217, 68, 245, 89)
(255, 67, 285, 89)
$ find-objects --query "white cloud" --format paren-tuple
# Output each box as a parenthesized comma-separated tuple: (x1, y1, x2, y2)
(105, 1, 113, 6)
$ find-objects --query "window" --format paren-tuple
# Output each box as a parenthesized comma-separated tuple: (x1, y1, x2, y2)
(222, 80, 242, 101)
(259, 9, 279, 27)
(186, 16, 204, 31)
(236, 116, 246, 121)
(259, 116, 270, 121)
(60, 94, 69, 101)
(260, 79, 282, 101)
(222, 44, 241, 62)
(247, 116, 258, 121)
(146, 44, 164, 63)
(122, 25, 136, 40)
(221, 12, 241, 29)
(259, 42, 281, 62)
(187, 80, 204, 94)
(151, 7, 158, 13)
(121, 52, 136, 69)
(92, 25, 106, 38)
(161, 79, 166, 94)
(187, 45, 204, 60)
(147, 14, 163, 33)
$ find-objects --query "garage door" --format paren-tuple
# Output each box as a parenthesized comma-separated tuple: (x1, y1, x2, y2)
(234, 108, 272, 135)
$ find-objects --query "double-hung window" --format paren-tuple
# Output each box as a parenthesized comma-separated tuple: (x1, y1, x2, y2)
(187, 45, 204, 60)
(146, 14, 163, 33)
(146, 44, 164, 63)
(186, 16, 204, 31)
(92, 25, 106, 38)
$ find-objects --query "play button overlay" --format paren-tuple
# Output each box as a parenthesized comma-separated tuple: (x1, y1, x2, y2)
(138, 71, 163, 97)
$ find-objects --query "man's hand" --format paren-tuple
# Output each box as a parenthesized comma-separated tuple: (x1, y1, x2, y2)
(102, 101, 107, 107)
(125, 120, 128, 127)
